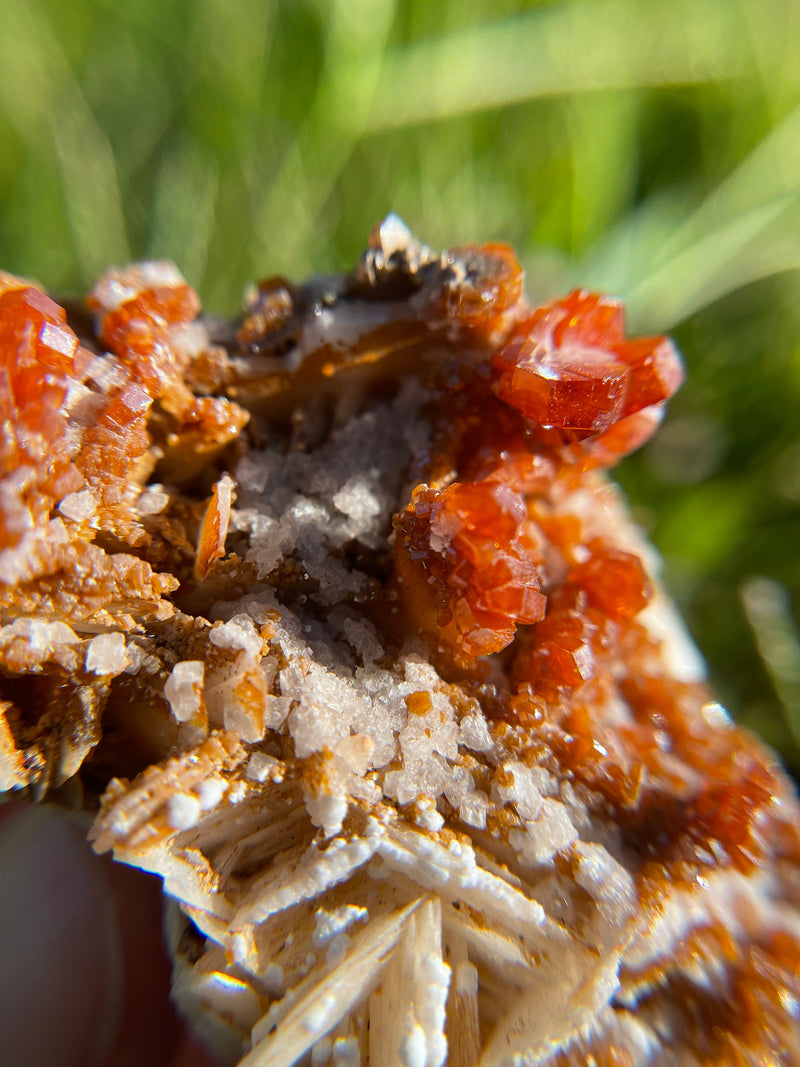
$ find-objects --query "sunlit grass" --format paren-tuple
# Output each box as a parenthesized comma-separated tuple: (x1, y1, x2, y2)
(742, 578, 800, 752)
(363, 0, 774, 131)
(0, 0, 129, 278)
(0, 0, 797, 770)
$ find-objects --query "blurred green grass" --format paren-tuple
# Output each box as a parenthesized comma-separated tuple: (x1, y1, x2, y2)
(0, 0, 798, 772)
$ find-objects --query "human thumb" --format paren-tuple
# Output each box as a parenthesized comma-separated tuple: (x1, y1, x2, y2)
(0, 803, 123, 1067)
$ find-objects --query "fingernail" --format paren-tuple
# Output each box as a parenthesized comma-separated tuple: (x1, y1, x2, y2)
(0, 804, 124, 1067)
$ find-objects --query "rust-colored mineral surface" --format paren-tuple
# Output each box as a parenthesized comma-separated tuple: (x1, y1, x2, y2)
(1, 217, 799, 1066)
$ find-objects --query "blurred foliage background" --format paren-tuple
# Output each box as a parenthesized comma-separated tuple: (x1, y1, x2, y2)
(0, 0, 798, 774)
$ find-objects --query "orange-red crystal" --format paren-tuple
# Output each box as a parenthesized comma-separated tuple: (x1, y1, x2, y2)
(493, 289, 684, 435)
(395, 285, 675, 664)
(0, 279, 84, 551)
(395, 479, 547, 659)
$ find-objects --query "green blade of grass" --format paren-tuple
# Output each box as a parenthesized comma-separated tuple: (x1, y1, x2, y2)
(149, 142, 219, 291)
(247, 0, 398, 277)
(628, 195, 800, 329)
(0, 0, 129, 281)
(657, 104, 800, 263)
(742, 577, 800, 754)
(580, 102, 800, 326)
(362, 0, 790, 132)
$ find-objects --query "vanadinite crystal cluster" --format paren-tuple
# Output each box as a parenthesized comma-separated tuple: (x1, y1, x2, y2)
(1, 217, 799, 1066)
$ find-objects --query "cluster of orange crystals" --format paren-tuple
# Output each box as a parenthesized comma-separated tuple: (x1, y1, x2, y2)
(0, 263, 245, 591)
(0, 229, 795, 866)
(1, 224, 799, 1064)
(0, 263, 248, 790)
(394, 273, 680, 665)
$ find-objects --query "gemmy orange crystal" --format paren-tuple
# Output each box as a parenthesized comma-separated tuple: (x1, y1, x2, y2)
(0, 280, 84, 551)
(394, 283, 675, 664)
(492, 289, 684, 433)
(568, 545, 652, 621)
(395, 479, 546, 659)
(437, 242, 524, 333)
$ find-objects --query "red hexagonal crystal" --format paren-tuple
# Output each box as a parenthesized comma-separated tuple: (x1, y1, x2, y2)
(497, 345, 631, 431)
(523, 609, 597, 688)
(491, 289, 684, 447)
(568, 546, 653, 621)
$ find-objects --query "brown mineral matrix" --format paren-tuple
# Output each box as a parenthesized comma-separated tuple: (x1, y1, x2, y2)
(1, 216, 799, 1066)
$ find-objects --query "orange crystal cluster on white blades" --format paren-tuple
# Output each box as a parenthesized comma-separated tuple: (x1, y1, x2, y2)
(1, 217, 799, 1066)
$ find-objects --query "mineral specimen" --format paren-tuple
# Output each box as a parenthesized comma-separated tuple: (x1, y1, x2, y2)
(1, 216, 799, 1065)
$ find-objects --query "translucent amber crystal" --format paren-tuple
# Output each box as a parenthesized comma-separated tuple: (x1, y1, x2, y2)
(524, 608, 597, 688)
(492, 289, 684, 440)
(584, 403, 664, 468)
(89, 268, 200, 399)
(0, 281, 84, 550)
(506, 351, 629, 431)
(568, 545, 652, 621)
(438, 243, 524, 334)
